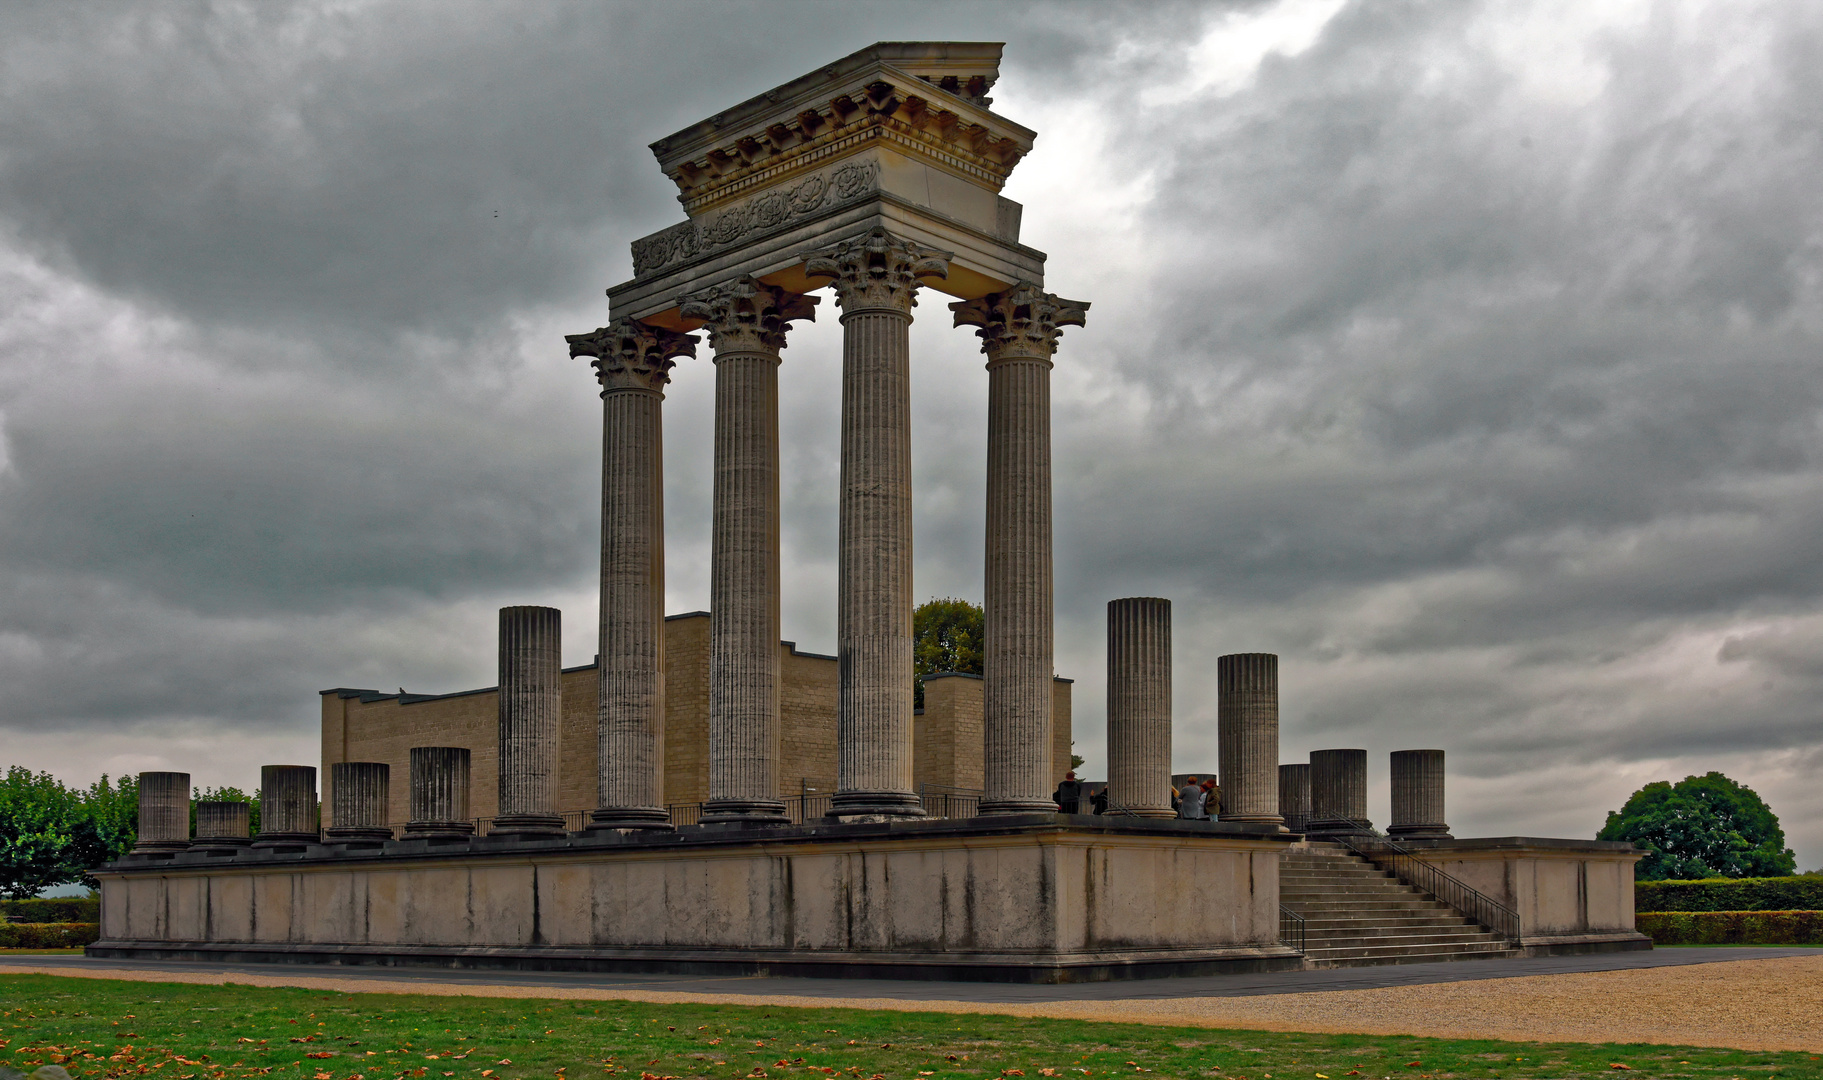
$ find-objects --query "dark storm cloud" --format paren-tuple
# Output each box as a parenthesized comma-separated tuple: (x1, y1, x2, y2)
(1, 0, 1820, 863)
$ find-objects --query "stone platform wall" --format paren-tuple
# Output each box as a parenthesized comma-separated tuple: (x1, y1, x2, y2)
(91, 818, 1298, 983)
(1399, 837, 1650, 951)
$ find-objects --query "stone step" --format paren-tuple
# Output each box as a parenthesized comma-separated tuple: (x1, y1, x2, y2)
(1304, 923, 1492, 941)
(1307, 946, 1520, 969)
(1298, 915, 1478, 930)
(1281, 897, 1448, 911)
(1305, 939, 1515, 961)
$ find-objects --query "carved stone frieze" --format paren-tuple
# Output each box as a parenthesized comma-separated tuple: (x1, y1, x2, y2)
(631, 160, 879, 279)
(801, 227, 953, 315)
(950, 282, 1090, 362)
(566, 318, 699, 393)
(678, 277, 819, 354)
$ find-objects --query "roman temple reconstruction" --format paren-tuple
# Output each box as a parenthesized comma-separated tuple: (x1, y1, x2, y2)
(90, 42, 1649, 980)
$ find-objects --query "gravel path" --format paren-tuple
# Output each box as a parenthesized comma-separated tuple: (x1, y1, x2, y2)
(3, 955, 1818, 1053)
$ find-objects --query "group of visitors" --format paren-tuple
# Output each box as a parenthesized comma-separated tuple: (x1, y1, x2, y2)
(1049, 772, 1222, 819)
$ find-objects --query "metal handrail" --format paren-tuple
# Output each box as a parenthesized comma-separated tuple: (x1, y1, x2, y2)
(1334, 828, 1522, 945)
(1278, 905, 1306, 955)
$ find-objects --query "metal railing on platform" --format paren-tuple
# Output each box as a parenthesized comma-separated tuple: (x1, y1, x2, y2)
(1334, 827, 1522, 945)
(1278, 905, 1306, 955)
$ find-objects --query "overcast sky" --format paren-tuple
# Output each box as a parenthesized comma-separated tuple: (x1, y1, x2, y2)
(2, 0, 1819, 868)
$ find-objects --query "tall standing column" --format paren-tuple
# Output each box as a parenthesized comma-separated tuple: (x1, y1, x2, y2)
(802, 227, 951, 820)
(952, 282, 1088, 814)
(568, 319, 699, 831)
(1104, 597, 1175, 818)
(680, 277, 818, 824)
(495, 605, 565, 836)
(131, 771, 191, 855)
(1217, 653, 1284, 826)
(1389, 749, 1452, 839)
(1308, 748, 1371, 838)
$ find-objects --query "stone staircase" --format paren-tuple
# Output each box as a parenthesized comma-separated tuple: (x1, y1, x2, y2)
(1281, 841, 1518, 967)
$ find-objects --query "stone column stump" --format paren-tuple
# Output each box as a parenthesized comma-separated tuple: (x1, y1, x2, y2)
(253, 765, 318, 851)
(1217, 654, 1284, 826)
(494, 605, 566, 836)
(406, 746, 475, 841)
(326, 761, 393, 847)
(1308, 748, 1372, 838)
(1278, 762, 1312, 834)
(1104, 597, 1175, 818)
(131, 771, 191, 855)
(190, 801, 250, 854)
(1389, 748, 1452, 839)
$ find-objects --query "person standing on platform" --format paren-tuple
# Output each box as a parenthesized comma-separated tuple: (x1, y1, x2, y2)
(1178, 775, 1207, 820)
(1203, 777, 1221, 819)
(1053, 771, 1082, 814)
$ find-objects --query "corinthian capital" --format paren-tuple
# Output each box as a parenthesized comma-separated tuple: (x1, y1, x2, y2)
(567, 318, 699, 393)
(800, 226, 953, 314)
(678, 276, 819, 353)
(950, 282, 1089, 363)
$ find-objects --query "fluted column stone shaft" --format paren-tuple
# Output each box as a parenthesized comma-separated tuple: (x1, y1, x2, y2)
(952, 282, 1088, 814)
(191, 801, 250, 853)
(254, 765, 318, 850)
(496, 606, 564, 835)
(1217, 653, 1283, 825)
(1389, 748, 1452, 839)
(326, 761, 392, 846)
(804, 228, 950, 819)
(406, 746, 474, 840)
(568, 320, 698, 830)
(132, 771, 191, 854)
(1309, 748, 1371, 837)
(1105, 597, 1175, 818)
(1278, 762, 1312, 834)
(681, 277, 818, 824)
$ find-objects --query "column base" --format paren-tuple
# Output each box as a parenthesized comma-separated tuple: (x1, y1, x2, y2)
(587, 807, 675, 832)
(700, 799, 789, 825)
(977, 798, 1066, 816)
(188, 837, 251, 855)
(828, 791, 925, 821)
(488, 814, 567, 838)
(403, 820, 475, 842)
(1387, 823, 1453, 840)
(1305, 817, 1374, 839)
(325, 826, 394, 848)
(129, 840, 191, 855)
(1220, 814, 1287, 826)
(251, 832, 318, 852)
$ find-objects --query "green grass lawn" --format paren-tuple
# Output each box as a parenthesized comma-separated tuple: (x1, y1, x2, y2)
(2, 975, 1817, 1080)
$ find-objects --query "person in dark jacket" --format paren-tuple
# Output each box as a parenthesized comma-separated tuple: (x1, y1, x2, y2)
(1090, 785, 1108, 814)
(1053, 771, 1082, 814)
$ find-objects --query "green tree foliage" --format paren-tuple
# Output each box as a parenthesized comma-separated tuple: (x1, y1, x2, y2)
(912, 597, 984, 709)
(1598, 771, 1797, 880)
(0, 768, 143, 897)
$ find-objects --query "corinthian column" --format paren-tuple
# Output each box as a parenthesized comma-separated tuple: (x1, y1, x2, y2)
(951, 283, 1088, 814)
(802, 227, 952, 820)
(568, 319, 698, 831)
(679, 277, 818, 824)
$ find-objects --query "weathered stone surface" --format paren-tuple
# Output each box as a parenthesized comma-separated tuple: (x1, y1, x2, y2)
(253, 765, 318, 850)
(191, 801, 250, 853)
(953, 283, 1087, 815)
(1217, 654, 1283, 826)
(681, 278, 818, 824)
(1391, 837, 1651, 950)
(326, 762, 392, 847)
(1105, 598, 1175, 819)
(1389, 748, 1452, 840)
(568, 319, 699, 830)
(495, 606, 565, 836)
(1308, 749, 1371, 838)
(131, 772, 191, 855)
(406, 746, 474, 840)
(93, 819, 1299, 981)
(1278, 763, 1312, 834)
(801, 228, 951, 820)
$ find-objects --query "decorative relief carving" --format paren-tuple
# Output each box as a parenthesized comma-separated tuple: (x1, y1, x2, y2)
(950, 282, 1090, 362)
(631, 160, 878, 279)
(566, 318, 698, 393)
(800, 226, 953, 314)
(677, 277, 819, 354)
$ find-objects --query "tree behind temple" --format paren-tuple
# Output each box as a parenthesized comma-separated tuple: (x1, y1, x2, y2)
(1598, 771, 1796, 880)
(913, 597, 983, 709)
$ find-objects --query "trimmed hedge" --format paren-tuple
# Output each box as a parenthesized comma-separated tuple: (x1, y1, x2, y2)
(0, 922, 99, 948)
(1636, 876, 1823, 912)
(1636, 910, 1823, 945)
(0, 898, 99, 923)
